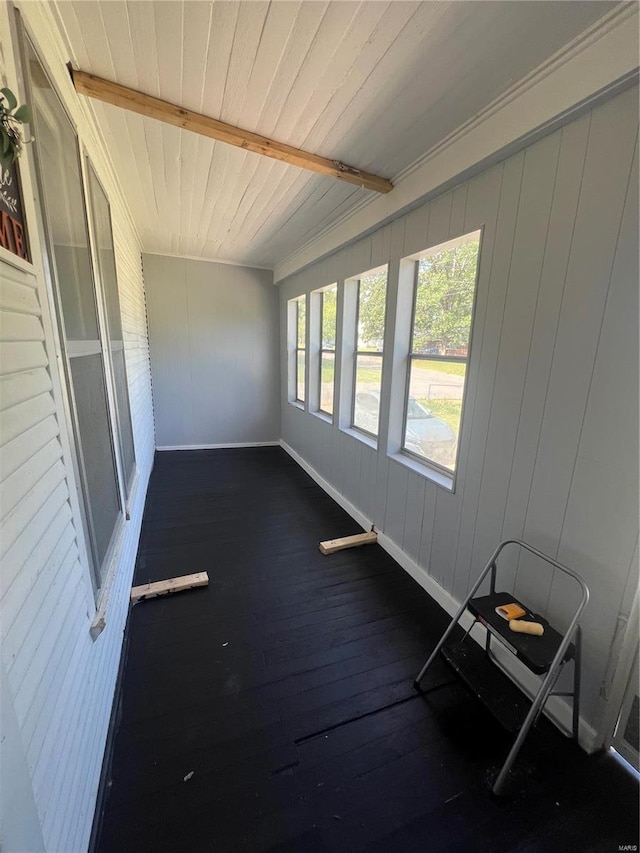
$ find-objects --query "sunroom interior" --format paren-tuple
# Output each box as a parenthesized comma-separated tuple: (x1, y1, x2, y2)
(0, 1, 638, 851)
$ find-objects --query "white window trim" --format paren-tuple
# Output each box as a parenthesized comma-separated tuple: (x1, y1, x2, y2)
(84, 155, 137, 508)
(13, 18, 97, 618)
(287, 295, 307, 407)
(397, 229, 483, 489)
(318, 287, 337, 418)
(342, 425, 378, 451)
(344, 264, 388, 445)
(296, 296, 307, 405)
(310, 283, 337, 420)
(17, 24, 134, 616)
(89, 465, 141, 639)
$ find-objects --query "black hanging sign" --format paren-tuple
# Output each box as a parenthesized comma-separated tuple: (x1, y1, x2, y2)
(0, 158, 30, 262)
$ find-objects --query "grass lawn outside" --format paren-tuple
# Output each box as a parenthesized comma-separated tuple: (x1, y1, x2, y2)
(417, 397, 462, 432)
(428, 361, 465, 377)
(319, 355, 464, 434)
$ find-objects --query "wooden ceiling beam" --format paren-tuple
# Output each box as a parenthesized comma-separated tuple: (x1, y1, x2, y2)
(70, 68, 393, 194)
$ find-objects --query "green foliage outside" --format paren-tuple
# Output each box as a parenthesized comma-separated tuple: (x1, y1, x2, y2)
(321, 287, 337, 347)
(357, 272, 387, 347)
(296, 297, 306, 348)
(304, 239, 477, 434)
(356, 240, 479, 355)
(353, 360, 382, 384)
(413, 240, 479, 354)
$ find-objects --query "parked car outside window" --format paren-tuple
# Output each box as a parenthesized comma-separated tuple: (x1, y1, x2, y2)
(353, 391, 456, 464)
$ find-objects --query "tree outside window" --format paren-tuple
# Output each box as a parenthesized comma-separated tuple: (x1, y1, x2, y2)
(403, 232, 481, 473)
(352, 267, 388, 438)
(319, 285, 337, 415)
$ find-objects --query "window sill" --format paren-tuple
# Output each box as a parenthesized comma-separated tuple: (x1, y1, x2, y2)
(388, 450, 455, 492)
(89, 522, 126, 640)
(312, 410, 333, 426)
(340, 426, 378, 451)
(289, 401, 305, 412)
(89, 467, 140, 640)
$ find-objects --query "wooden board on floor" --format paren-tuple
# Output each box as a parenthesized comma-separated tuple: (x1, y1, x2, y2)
(320, 531, 377, 555)
(131, 572, 209, 604)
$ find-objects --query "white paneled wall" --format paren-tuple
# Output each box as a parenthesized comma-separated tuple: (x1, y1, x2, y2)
(279, 84, 639, 745)
(0, 4, 155, 852)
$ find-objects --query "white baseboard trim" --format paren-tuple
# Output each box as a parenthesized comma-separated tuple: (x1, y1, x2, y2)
(156, 441, 280, 451)
(280, 440, 371, 530)
(279, 439, 598, 754)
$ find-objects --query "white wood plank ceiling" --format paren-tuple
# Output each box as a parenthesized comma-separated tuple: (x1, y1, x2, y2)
(53, 1, 615, 270)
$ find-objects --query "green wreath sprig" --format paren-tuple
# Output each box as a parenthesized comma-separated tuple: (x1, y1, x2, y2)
(0, 87, 31, 171)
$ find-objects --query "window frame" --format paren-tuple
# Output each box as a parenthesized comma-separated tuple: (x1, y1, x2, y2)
(85, 156, 137, 506)
(293, 295, 306, 405)
(318, 284, 337, 418)
(400, 230, 482, 479)
(19, 28, 128, 594)
(350, 267, 388, 441)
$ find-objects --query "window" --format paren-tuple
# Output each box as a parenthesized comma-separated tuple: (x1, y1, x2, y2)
(288, 295, 306, 404)
(86, 162, 136, 498)
(318, 285, 337, 416)
(23, 37, 130, 590)
(352, 266, 388, 438)
(402, 231, 481, 474)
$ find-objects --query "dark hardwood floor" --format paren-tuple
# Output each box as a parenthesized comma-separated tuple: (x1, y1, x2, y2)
(96, 447, 638, 853)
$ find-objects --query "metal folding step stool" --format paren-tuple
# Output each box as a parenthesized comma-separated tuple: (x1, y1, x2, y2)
(414, 539, 589, 795)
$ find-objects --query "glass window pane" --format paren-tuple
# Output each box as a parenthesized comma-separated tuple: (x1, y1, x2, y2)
(353, 354, 382, 436)
(413, 235, 480, 356)
(297, 351, 305, 402)
(321, 286, 337, 349)
(27, 38, 120, 584)
(320, 352, 335, 415)
(70, 355, 121, 562)
(357, 271, 387, 351)
(404, 358, 465, 471)
(30, 84, 97, 344)
(88, 169, 122, 338)
(112, 347, 136, 488)
(297, 298, 306, 347)
(53, 244, 98, 342)
(87, 165, 136, 493)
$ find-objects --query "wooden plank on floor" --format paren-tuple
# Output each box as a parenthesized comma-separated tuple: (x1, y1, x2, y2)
(320, 530, 377, 554)
(131, 572, 209, 603)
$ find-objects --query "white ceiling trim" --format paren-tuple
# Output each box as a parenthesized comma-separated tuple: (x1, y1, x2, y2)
(142, 250, 272, 273)
(394, 1, 636, 190)
(273, 3, 639, 283)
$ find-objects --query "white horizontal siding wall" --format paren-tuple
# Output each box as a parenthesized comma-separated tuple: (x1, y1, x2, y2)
(279, 84, 639, 746)
(0, 4, 155, 852)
